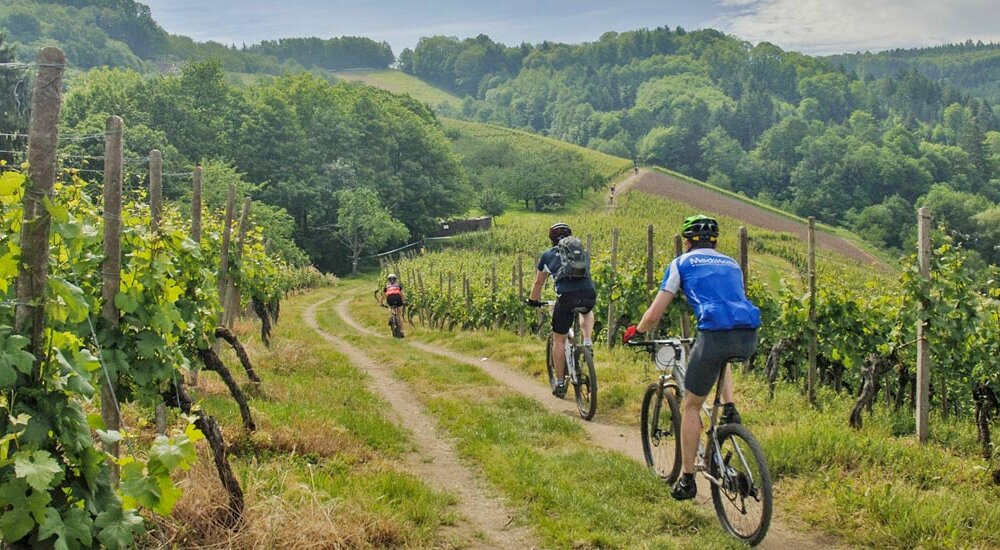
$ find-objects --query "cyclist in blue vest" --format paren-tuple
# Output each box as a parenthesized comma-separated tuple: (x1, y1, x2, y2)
(623, 214, 761, 501)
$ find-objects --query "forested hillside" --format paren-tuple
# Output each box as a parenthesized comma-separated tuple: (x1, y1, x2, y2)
(827, 41, 1000, 102)
(403, 30, 1000, 264)
(0, 0, 394, 73)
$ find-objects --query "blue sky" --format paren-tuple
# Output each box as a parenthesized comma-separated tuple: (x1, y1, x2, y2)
(143, 0, 1000, 56)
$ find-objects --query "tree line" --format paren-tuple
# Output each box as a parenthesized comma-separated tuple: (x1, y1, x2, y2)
(401, 27, 1000, 265)
(0, 0, 395, 73)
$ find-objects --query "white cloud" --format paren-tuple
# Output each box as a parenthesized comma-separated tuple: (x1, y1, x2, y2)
(711, 0, 1000, 54)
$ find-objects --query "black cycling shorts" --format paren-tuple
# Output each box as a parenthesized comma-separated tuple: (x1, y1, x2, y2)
(386, 294, 403, 307)
(551, 289, 596, 335)
(684, 328, 758, 396)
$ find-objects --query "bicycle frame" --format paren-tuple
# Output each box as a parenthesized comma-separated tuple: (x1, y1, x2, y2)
(543, 301, 582, 383)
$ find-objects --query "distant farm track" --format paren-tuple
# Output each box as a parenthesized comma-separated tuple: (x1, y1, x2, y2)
(628, 171, 886, 267)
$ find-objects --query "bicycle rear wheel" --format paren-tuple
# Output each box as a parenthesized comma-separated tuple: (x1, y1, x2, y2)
(709, 424, 772, 546)
(640, 382, 681, 483)
(573, 346, 597, 420)
(391, 314, 404, 338)
(545, 334, 556, 389)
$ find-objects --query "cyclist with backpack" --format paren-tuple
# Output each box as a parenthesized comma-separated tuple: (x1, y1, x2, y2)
(526, 223, 596, 398)
(622, 215, 761, 501)
(380, 274, 405, 313)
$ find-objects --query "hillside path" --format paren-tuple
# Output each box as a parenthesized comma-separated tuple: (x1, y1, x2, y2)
(622, 169, 885, 268)
(304, 296, 540, 550)
(333, 293, 844, 550)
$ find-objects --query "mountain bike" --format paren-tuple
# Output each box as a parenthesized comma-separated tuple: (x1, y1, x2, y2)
(375, 290, 405, 339)
(628, 338, 772, 546)
(536, 300, 597, 420)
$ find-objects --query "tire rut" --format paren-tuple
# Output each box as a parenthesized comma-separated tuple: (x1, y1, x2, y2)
(334, 295, 844, 550)
(304, 296, 540, 550)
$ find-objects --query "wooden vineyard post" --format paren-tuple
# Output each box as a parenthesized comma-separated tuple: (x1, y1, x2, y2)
(447, 273, 453, 303)
(417, 271, 425, 325)
(217, 184, 236, 326)
(224, 198, 251, 328)
(15, 47, 64, 361)
(807, 217, 817, 406)
(149, 149, 167, 434)
(464, 274, 472, 312)
(675, 235, 691, 339)
(739, 226, 749, 292)
(518, 254, 525, 336)
(101, 115, 124, 478)
(149, 149, 162, 229)
(916, 207, 932, 444)
(191, 164, 202, 241)
(607, 229, 619, 348)
(646, 224, 655, 296)
(439, 272, 444, 293)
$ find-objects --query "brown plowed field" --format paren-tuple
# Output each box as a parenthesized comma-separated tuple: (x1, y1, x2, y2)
(629, 171, 886, 267)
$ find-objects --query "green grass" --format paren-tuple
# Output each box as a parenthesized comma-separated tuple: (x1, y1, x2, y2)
(163, 290, 458, 548)
(330, 69, 462, 108)
(322, 280, 740, 549)
(442, 117, 634, 185)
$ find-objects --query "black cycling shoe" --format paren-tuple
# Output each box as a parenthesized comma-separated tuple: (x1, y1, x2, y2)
(552, 380, 567, 399)
(721, 403, 742, 425)
(671, 474, 697, 501)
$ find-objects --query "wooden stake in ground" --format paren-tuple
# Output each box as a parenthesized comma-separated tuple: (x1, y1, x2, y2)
(217, 184, 236, 321)
(224, 198, 251, 328)
(916, 207, 932, 443)
(739, 226, 749, 292)
(15, 47, 65, 361)
(674, 235, 691, 339)
(149, 149, 162, 229)
(646, 224, 655, 295)
(807, 217, 817, 406)
(518, 255, 525, 337)
(191, 164, 202, 242)
(607, 229, 619, 348)
(100, 115, 124, 478)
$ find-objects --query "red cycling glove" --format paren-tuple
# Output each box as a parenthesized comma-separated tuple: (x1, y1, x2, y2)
(622, 324, 643, 344)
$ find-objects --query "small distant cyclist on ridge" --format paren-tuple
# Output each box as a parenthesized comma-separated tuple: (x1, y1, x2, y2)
(623, 214, 761, 501)
(526, 223, 596, 398)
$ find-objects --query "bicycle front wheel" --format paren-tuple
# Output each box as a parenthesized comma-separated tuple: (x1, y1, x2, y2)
(640, 383, 681, 483)
(573, 346, 597, 420)
(709, 424, 773, 546)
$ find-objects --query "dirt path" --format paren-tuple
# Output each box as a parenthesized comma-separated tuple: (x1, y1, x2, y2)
(625, 170, 885, 268)
(334, 296, 843, 550)
(304, 296, 539, 550)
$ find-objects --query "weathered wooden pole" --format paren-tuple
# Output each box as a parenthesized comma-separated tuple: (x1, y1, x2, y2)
(518, 254, 525, 337)
(607, 229, 619, 348)
(646, 224, 655, 295)
(224, 198, 251, 328)
(491, 261, 498, 299)
(217, 184, 236, 316)
(191, 164, 202, 241)
(149, 149, 162, 229)
(15, 47, 65, 358)
(807, 217, 817, 406)
(101, 115, 124, 477)
(739, 226, 749, 292)
(675, 235, 691, 339)
(917, 207, 932, 443)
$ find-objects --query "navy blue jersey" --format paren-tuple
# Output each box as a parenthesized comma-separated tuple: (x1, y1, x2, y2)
(538, 247, 595, 295)
(660, 248, 761, 331)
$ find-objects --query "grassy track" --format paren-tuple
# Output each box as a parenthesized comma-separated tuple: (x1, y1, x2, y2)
(150, 291, 458, 548)
(320, 280, 740, 549)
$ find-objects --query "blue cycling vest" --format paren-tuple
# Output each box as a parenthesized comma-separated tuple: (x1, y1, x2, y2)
(660, 248, 761, 331)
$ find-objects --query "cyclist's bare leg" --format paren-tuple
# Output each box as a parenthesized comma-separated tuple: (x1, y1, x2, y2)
(721, 363, 735, 405)
(552, 331, 568, 381)
(680, 390, 708, 474)
(580, 310, 595, 343)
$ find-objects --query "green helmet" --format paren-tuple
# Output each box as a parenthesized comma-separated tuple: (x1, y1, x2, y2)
(681, 214, 719, 242)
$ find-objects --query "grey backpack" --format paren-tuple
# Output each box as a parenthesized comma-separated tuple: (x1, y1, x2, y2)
(554, 236, 590, 281)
